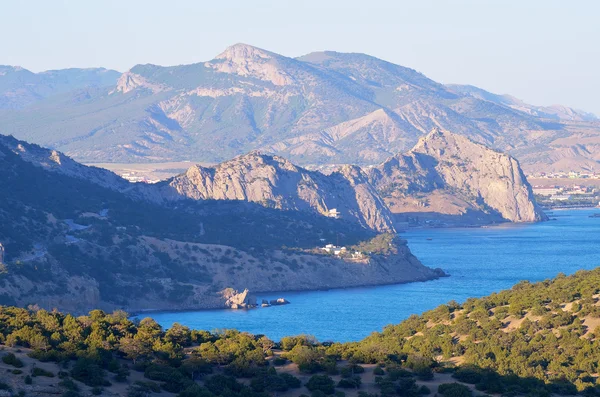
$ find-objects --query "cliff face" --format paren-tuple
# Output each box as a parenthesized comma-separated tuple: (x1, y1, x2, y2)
(138, 151, 396, 233)
(368, 129, 547, 223)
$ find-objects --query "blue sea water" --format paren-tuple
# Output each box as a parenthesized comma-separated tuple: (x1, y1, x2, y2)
(146, 209, 600, 342)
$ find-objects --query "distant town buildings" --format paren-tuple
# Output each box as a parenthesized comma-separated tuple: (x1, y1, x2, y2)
(529, 171, 600, 180)
(119, 172, 160, 184)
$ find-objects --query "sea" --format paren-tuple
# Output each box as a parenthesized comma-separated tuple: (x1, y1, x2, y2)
(146, 209, 600, 342)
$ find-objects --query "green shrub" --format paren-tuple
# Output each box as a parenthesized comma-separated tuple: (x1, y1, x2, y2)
(306, 375, 335, 395)
(59, 378, 79, 391)
(438, 383, 472, 397)
(280, 373, 301, 388)
(273, 357, 287, 366)
(452, 367, 482, 384)
(2, 353, 24, 368)
(70, 358, 110, 387)
(32, 367, 55, 377)
(338, 375, 361, 389)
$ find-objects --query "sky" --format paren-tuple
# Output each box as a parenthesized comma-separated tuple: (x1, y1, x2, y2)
(1, 0, 599, 115)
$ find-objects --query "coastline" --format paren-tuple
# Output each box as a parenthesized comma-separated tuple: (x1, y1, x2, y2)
(128, 270, 448, 318)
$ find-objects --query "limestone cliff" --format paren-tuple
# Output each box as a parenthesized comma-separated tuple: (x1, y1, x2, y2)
(137, 151, 395, 233)
(367, 129, 547, 223)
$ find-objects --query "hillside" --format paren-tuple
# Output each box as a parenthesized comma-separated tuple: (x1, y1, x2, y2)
(134, 151, 395, 232)
(0, 135, 442, 313)
(0, 268, 599, 397)
(367, 129, 547, 225)
(0, 44, 598, 172)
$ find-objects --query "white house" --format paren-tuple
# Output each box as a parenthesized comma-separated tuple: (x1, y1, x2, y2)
(326, 208, 341, 219)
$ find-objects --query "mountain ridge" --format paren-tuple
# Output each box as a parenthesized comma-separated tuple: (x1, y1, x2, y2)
(1, 44, 598, 172)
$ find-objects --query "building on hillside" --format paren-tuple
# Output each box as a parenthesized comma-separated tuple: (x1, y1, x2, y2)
(326, 208, 341, 219)
(0, 243, 4, 264)
(321, 244, 335, 253)
(333, 247, 347, 256)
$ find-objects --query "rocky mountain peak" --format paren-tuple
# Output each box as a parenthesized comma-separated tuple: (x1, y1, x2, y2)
(215, 43, 276, 62)
(369, 128, 547, 224)
(113, 70, 169, 94)
(208, 43, 294, 86)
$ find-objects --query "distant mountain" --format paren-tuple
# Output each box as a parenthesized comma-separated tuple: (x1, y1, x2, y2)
(367, 129, 547, 225)
(0, 66, 120, 109)
(0, 134, 441, 312)
(0, 44, 600, 170)
(447, 84, 598, 122)
(0, 44, 598, 172)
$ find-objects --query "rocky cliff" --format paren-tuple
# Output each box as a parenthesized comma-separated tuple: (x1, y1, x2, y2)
(367, 129, 547, 224)
(136, 151, 395, 233)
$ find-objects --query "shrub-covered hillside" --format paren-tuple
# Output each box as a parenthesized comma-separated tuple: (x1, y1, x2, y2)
(336, 268, 600, 393)
(1, 268, 600, 396)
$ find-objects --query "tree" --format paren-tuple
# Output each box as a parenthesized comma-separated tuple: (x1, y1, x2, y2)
(119, 337, 151, 364)
(165, 323, 192, 347)
(306, 375, 335, 395)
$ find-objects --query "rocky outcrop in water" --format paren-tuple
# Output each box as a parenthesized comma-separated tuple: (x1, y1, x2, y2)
(221, 288, 257, 309)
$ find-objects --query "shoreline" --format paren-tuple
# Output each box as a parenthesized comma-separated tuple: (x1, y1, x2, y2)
(129, 271, 448, 318)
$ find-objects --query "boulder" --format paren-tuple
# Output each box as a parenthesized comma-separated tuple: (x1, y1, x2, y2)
(220, 288, 257, 309)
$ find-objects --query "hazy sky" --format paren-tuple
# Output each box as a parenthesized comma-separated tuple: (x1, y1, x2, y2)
(1, 0, 599, 114)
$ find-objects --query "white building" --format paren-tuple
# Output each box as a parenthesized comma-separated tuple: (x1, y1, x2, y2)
(0, 243, 4, 264)
(321, 244, 335, 253)
(550, 195, 571, 201)
(326, 208, 341, 219)
(333, 247, 347, 255)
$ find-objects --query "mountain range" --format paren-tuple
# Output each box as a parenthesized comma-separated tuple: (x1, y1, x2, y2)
(0, 44, 599, 172)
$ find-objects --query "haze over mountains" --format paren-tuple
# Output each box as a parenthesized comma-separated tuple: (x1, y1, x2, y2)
(0, 44, 599, 172)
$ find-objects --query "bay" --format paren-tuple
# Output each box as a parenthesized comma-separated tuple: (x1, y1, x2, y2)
(146, 209, 600, 342)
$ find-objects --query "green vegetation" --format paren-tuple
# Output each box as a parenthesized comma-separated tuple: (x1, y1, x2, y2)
(438, 383, 472, 397)
(1, 269, 600, 396)
(350, 233, 399, 256)
(2, 352, 24, 367)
